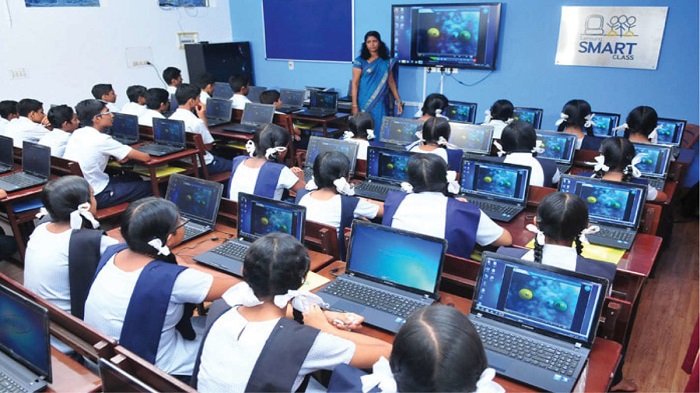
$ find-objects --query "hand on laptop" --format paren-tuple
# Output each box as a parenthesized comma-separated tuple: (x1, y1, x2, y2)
(303, 305, 364, 332)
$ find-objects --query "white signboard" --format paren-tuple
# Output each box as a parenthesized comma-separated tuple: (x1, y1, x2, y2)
(555, 6, 668, 69)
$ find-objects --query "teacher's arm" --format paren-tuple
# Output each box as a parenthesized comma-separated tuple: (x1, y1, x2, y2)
(387, 71, 402, 115)
(351, 67, 362, 115)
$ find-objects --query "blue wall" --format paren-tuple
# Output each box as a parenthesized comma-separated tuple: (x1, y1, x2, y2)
(230, 0, 698, 128)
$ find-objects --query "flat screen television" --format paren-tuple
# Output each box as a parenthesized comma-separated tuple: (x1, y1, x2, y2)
(392, 3, 502, 70)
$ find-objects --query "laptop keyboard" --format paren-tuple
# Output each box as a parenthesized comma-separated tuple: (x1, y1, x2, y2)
(469, 199, 520, 216)
(473, 321, 581, 377)
(322, 279, 426, 319)
(0, 173, 41, 187)
(211, 241, 249, 260)
(648, 177, 665, 190)
(597, 228, 634, 243)
(183, 226, 206, 241)
(0, 371, 29, 393)
(354, 182, 400, 199)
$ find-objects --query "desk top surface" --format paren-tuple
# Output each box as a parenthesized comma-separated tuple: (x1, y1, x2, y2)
(48, 348, 102, 393)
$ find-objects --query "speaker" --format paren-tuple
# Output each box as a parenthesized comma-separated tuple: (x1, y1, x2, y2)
(184, 42, 255, 86)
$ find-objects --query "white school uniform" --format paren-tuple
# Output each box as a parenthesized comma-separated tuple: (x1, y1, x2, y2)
(37, 129, 71, 157)
(169, 108, 215, 164)
(0, 118, 8, 135)
(482, 119, 509, 139)
(228, 160, 299, 202)
(298, 193, 379, 229)
(121, 102, 148, 117)
(167, 85, 178, 95)
(138, 109, 165, 127)
(199, 91, 211, 104)
(4, 116, 49, 147)
(503, 152, 547, 187)
(409, 145, 448, 163)
(345, 138, 370, 160)
(230, 94, 252, 110)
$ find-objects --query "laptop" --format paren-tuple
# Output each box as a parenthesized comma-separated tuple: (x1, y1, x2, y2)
(296, 91, 338, 118)
(0, 284, 52, 393)
(303, 136, 359, 181)
(247, 86, 267, 104)
(222, 103, 276, 134)
(194, 193, 306, 276)
(0, 135, 15, 174)
(338, 80, 353, 102)
(278, 89, 306, 113)
(513, 107, 543, 129)
(318, 220, 447, 333)
(535, 130, 577, 173)
(558, 175, 647, 250)
(445, 101, 478, 123)
(212, 82, 234, 99)
(98, 358, 157, 393)
(164, 174, 224, 242)
(631, 143, 672, 190)
(378, 117, 423, 147)
(655, 118, 686, 147)
(448, 122, 494, 155)
(459, 159, 531, 222)
(0, 141, 51, 192)
(135, 118, 187, 157)
(469, 252, 608, 393)
(590, 112, 621, 137)
(205, 98, 233, 127)
(353, 147, 416, 201)
(111, 113, 140, 145)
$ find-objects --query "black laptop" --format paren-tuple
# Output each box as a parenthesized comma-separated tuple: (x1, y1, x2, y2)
(296, 91, 338, 118)
(378, 116, 423, 147)
(247, 86, 267, 104)
(0, 141, 51, 192)
(535, 130, 578, 173)
(278, 89, 306, 113)
(135, 118, 187, 157)
(590, 112, 621, 137)
(632, 143, 673, 190)
(205, 98, 233, 127)
(0, 135, 15, 174)
(353, 147, 417, 201)
(513, 107, 543, 129)
(164, 174, 224, 242)
(111, 113, 140, 145)
(655, 118, 687, 147)
(303, 136, 359, 181)
(445, 101, 478, 123)
(98, 358, 157, 393)
(222, 103, 275, 134)
(212, 82, 234, 99)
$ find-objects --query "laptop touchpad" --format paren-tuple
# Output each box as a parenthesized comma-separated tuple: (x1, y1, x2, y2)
(333, 300, 367, 314)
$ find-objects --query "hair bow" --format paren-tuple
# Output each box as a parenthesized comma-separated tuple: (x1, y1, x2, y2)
(265, 146, 287, 160)
(333, 177, 355, 196)
(627, 153, 643, 178)
(586, 155, 609, 173)
(505, 117, 514, 124)
(35, 207, 49, 219)
(526, 223, 545, 246)
(532, 140, 545, 155)
(583, 113, 595, 128)
(305, 177, 318, 190)
(475, 368, 505, 393)
(273, 289, 327, 313)
(648, 125, 660, 144)
(222, 282, 264, 308)
(483, 109, 493, 123)
(147, 238, 171, 256)
(366, 129, 375, 140)
(360, 357, 397, 393)
(437, 136, 458, 149)
(493, 140, 506, 157)
(342, 131, 354, 140)
(400, 182, 414, 193)
(579, 225, 600, 245)
(446, 170, 460, 194)
(245, 140, 256, 157)
(555, 112, 569, 127)
(69, 202, 100, 229)
(435, 108, 449, 119)
(612, 123, 629, 133)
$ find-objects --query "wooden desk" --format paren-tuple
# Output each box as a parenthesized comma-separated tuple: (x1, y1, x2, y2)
(108, 148, 200, 196)
(0, 167, 49, 259)
(292, 112, 349, 138)
(48, 348, 102, 393)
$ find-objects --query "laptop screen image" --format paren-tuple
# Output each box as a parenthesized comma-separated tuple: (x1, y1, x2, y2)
(0, 136, 13, 167)
(310, 91, 338, 109)
(591, 113, 620, 137)
(632, 143, 672, 178)
(237, 193, 306, 242)
(366, 147, 414, 183)
(280, 89, 305, 106)
(206, 98, 233, 119)
(460, 160, 530, 203)
(111, 113, 139, 140)
(165, 174, 222, 224)
(22, 142, 51, 179)
(535, 131, 576, 163)
(247, 86, 267, 104)
(241, 103, 275, 125)
(445, 101, 477, 123)
(379, 117, 423, 145)
(513, 107, 543, 129)
(449, 122, 494, 153)
(212, 82, 233, 99)
(655, 118, 686, 147)
(305, 136, 359, 175)
(152, 118, 185, 146)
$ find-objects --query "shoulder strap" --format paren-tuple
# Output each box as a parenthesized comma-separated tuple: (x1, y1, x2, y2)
(446, 148, 463, 172)
(294, 188, 310, 204)
(576, 255, 617, 284)
(381, 190, 408, 226)
(228, 155, 248, 198)
(94, 243, 129, 277)
(191, 299, 232, 388)
(444, 198, 481, 259)
(254, 161, 285, 199)
(68, 229, 106, 320)
(338, 196, 360, 261)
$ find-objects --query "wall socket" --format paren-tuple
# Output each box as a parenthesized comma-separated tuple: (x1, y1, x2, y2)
(288, 61, 294, 70)
(9, 68, 27, 79)
(131, 60, 150, 67)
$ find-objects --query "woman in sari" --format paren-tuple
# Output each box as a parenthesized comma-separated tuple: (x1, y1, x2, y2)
(351, 31, 402, 127)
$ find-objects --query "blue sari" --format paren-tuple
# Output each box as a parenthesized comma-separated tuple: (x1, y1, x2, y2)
(354, 56, 397, 127)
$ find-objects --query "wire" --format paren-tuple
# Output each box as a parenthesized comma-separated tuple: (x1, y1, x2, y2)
(449, 71, 494, 87)
(147, 62, 168, 88)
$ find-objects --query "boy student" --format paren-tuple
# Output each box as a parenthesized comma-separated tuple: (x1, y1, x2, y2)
(260, 90, 302, 141)
(163, 66, 183, 95)
(170, 84, 232, 175)
(0, 100, 19, 135)
(121, 85, 148, 117)
(38, 105, 79, 157)
(91, 84, 119, 113)
(64, 99, 152, 209)
(196, 72, 216, 104)
(228, 74, 251, 110)
(138, 88, 169, 127)
(4, 98, 50, 147)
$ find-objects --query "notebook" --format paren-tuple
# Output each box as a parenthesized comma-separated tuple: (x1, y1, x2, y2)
(448, 122, 494, 155)
(98, 358, 157, 393)
(303, 136, 359, 181)
(296, 91, 338, 118)
(212, 82, 234, 99)
(513, 107, 543, 129)
(590, 112, 621, 137)
(378, 116, 423, 146)
(194, 193, 306, 276)
(278, 89, 306, 113)
(247, 86, 267, 104)
(535, 130, 577, 173)
(0, 141, 51, 192)
(631, 143, 672, 190)
(222, 103, 276, 134)
(558, 175, 647, 250)
(469, 252, 608, 393)
(111, 113, 140, 145)
(0, 284, 52, 393)
(0, 135, 15, 174)
(445, 101, 478, 123)
(655, 118, 687, 147)
(353, 147, 416, 201)
(135, 118, 187, 157)
(164, 174, 224, 242)
(459, 159, 531, 222)
(205, 98, 233, 127)
(318, 220, 447, 333)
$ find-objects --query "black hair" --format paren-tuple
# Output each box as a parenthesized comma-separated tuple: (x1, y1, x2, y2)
(489, 99, 514, 121)
(348, 112, 374, 140)
(624, 105, 658, 140)
(17, 99, 43, 117)
(260, 90, 281, 105)
(91, 84, 114, 100)
(596, 137, 636, 182)
(175, 83, 201, 105)
(407, 154, 448, 194)
(313, 151, 350, 190)
(0, 100, 18, 119)
(40, 176, 92, 225)
(120, 197, 180, 264)
(195, 72, 216, 90)
(47, 105, 75, 129)
(421, 116, 451, 145)
(501, 120, 537, 153)
(243, 233, 310, 300)
(252, 123, 289, 161)
(145, 88, 169, 110)
(534, 192, 589, 262)
(360, 31, 390, 60)
(75, 99, 106, 127)
(228, 74, 249, 93)
(557, 99, 594, 136)
(391, 305, 488, 392)
(421, 94, 449, 117)
(126, 85, 147, 103)
(163, 67, 182, 86)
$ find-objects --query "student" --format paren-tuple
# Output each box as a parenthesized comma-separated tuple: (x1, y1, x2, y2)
(259, 89, 302, 141)
(496, 120, 560, 187)
(382, 154, 512, 259)
(163, 66, 183, 95)
(84, 197, 237, 377)
(91, 84, 119, 113)
(3, 98, 50, 147)
(38, 104, 79, 157)
(619, 105, 660, 144)
(416, 93, 449, 121)
(64, 99, 152, 209)
(342, 112, 374, 160)
(194, 232, 391, 392)
(139, 87, 169, 127)
(228, 74, 251, 110)
(121, 85, 148, 117)
(0, 189, 18, 260)
(482, 99, 514, 139)
(196, 72, 216, 104)
(169, 83, 232, 175)
(408, 116, 451, 163)
(0, 100, 18, 135)
(228, 123, 304, 201)
(556, 99, 599, 151)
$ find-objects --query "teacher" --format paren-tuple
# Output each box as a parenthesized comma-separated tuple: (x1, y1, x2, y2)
(351, 31, 402, 127)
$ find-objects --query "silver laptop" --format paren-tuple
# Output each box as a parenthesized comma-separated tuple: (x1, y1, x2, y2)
(353, 147, 416, 201)
(303, 136, 359, 181)
(0, 135, 15, 174)
(247, 86, 267, 104)
(212, 82, 233, 99)
(278, 89, 306, 113)
(296, 91, 338, 118)
(378, 116, 423, 147)
(111, 113, 140, 145)
(535, 130, 577, 173)
(0, 141, 51, 192)
(655, 118, 687, 147)
(632, 143, 672, 190)
(136, 118, 187, 157)
(222, 103, 275, 134)
(590, 112, 621, 137)
(449, 122, 494, 155)
(164, 174, 224, 242)
(513, 107, 543, 129)
(205, 98, 233, 127)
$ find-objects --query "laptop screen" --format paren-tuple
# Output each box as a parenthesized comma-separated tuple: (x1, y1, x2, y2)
(237, 193, 306, 243)
(460, 159, 530, 204)
(591, 112, 620, 137)
(98, 358, 157, 393)
(656, 118, 686, 147)
(152, 118, 185, 146)
(535, 130, 576, 164)
(111, 113, 139, 140)
(379, 117, 423, 145)
(22, 142, 50, 179)
(305, 136, 359, 175)
(558, 175, 646, 228)
(366, 147, 414, 184)
(206, 98, 233, 120)
(632, 143, 672, 178)
(449, 122, 494, 154)
(241, 103, 275, 125)
(0, 284, 51, 382)
(473, 252, 606, 345)
(445, 101, 477, 123)
(247, 86, 267, 104)
(346, 220, 446, 295)
(0, 135, 14, 167)
(212, 82, 233, 99)
(280, 89, 305, 106)
(513, 107, 543, 129)
(165, 174, 223, 225)
(310, 91, 338, 110)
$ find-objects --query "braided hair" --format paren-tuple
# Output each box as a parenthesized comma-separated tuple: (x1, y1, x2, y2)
(120, 197, 180, 264)
(557, 99, 594, 136)
(533, 192, 589, 264)
(595, 137, 636, 182)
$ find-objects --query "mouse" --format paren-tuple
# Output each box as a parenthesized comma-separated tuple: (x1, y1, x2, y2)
(211, 235, 219, 241)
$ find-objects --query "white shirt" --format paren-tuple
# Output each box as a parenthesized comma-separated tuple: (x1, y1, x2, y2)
(169, 108, 215, 164)
(345, 138, 370, 160)
(4, 116, 49, 147)
(63, 126, 132, 195)
(482, 119, 509, 139)
(199, 91, 211, 104)
(503, 152, 546, 187)
(196, 307, 355, 392)
(0, 118, 8, 135)
(230, 94, 252, 110)
(167, 85, 178, 95)
(298, 193, 379, 229)
(228, 160, 300, 201)
(138, 109, 165, 127)
(121, 102, 148, 117)
(84, 257, 213, 375)
(521, 244, 578, 272)
(38, 129, 71, 157)
(104, 102, 119, 113)
(409, 145, 448, 163)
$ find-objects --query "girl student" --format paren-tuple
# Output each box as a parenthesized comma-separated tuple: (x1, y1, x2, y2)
(194, 233, 391, 392)
(84, 197, 237, 377)
(416, 93, 449, 121)
(556, 99, 601, 151)
(343, 112, 374, 160)
(407, 116, 451, 163)
(495, 120, 560, 188)
(618, 105, 661, 144)
(482, 99, 514, 139)
(228, 123, 305, 201)
(382, 154, 512, 260)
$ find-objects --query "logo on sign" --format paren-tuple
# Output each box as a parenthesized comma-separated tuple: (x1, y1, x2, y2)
(578, 14, 638, 60)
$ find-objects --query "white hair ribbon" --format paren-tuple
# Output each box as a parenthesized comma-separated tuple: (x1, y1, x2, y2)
(405, 131, 425, 151)
(400, 182, 414, 193)
(484, 109, 493, 123)
(265, 146, 287, 160)
(245, 140, 256, 157)
(305, 177, 318, 191)
(35, 207, 49, 219)
(437, 136, 459, 149)
(583, 113, 595, 128)
(446, 170, 460, 194)
(222, 282, 264, 308)
(612, 123, 629, 132)
(342, 131, 354, 140)
(69, 202, 99, 229)
(273, 289, 327, 313)
(333, 178, 355, 196)
(505, 117, 514, 124)
(628, 154, 643, 178)
(648, 125, 660, 144)
(475, 368, 505, 393)
(366, 129, 376, 140)
(493, 140, 506, 157)
(585, 155, 609, 173)
(360, 357, 397, 393)
(435, 108, 449, 119)
(555, 112, 569, 127)
(526, 223, 545, 246)
(532, 139, 545, 155)
(579, 225, 600, 245)
(147, 238, 171, 256)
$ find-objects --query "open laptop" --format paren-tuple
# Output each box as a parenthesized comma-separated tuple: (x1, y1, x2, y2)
(98, 358, 157, 393)
(164, 174, 224, 242)
(205, 98, 233, 127)
(338, 80, 353, 102)
(212, 82, 234, 99)
(0, 284, 52, 393)
(590, 112, 621, 137)
(136, 118, 187, 157)
(222, 103, 275, 134)
(296, 91, 338, 118)
(469, 252, 608, 393)
(445, 101, 478, 123)
(318, 220, 447, 333)
(353, 147, 416, 201)
(0, 135, 15, 174)
(459, 158, 531, 222)
(278, 89, 306, 113)
(111, 113, 140, 145)
(535, 130, 577, 173)
(194, 193, 306, 276)
(0, 142, 51, 192)
(378, 116, 423, 147)
(247, 86, 267, 104)
(303, 136, 359, 181)
(513, 107, 543, 129)
(558, 175, 647, 250)
(655, 118, 687, 147)
(449, 122, 494, 155)
(632, 143, 673, 190)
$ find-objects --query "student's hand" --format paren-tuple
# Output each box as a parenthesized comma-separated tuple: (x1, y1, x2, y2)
(0, 189, 7, 199)
(456, 196, 468, 203)
(40, 116, 52, 130)
(195, 103, 207, 120)
(290, 166, 303, 174)
(303, 305, 334, 332)
(351, 106, 359, 115)
(396, 102, 403, 115)
(325, 311, 364, 331)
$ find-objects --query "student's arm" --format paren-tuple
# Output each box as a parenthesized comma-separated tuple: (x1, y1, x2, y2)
(125, 148, 151, 163)
(654, 189, 668, 202)
(351, 68, 362, 115)
(195, 102, 209, 128)
(288, 167, 306, 191)
(204, 276, 239, 302)
(491, 228, 513, 247)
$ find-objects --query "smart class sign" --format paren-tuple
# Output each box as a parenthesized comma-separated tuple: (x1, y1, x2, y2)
(555, 6, 668, 70)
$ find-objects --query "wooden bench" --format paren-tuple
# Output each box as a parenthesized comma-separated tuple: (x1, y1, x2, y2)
(185, 132, 231, 184)
(304, 220, 341, 261)
(108, 346, 197, 393)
